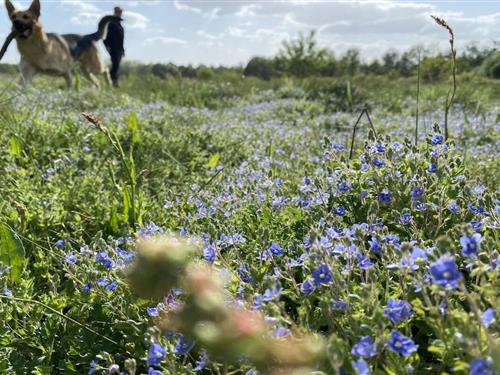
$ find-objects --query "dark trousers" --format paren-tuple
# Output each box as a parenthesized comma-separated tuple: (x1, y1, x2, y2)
(109, 51, 123, 85)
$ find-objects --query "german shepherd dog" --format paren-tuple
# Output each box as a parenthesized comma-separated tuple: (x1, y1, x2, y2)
(5, 0, 118, 88)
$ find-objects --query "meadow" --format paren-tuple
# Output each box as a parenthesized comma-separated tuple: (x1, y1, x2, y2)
(0, 66, 498, 375)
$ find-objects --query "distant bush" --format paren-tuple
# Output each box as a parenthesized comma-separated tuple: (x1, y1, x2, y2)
(243, 57, 280, 80)
(420, 56, 449, 82)
(197, 65, 215, 80)
(481, 51, 500, 79)
(151, 63, 180, 79)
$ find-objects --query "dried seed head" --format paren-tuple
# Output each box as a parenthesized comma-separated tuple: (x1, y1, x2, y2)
(431, 15, 455, 40)
(82, 112, 101, 127)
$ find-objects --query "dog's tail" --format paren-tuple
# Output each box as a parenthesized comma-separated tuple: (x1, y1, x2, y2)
(72, 15, 121, 58)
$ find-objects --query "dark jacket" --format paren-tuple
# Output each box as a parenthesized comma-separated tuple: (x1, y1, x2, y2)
(104, 18, 124, 55)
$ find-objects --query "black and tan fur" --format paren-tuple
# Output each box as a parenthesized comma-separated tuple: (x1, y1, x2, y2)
(5, 0, 114, 88)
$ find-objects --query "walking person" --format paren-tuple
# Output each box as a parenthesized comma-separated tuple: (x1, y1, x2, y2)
(104, 6, 125, 87)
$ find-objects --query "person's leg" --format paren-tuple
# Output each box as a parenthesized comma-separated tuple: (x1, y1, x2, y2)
(110, 52, 122, 87)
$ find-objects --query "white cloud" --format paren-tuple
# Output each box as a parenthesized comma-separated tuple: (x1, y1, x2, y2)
(123, 11, 150, 29)
(61, 0, 101, 13)
(144, 36, 187, 45)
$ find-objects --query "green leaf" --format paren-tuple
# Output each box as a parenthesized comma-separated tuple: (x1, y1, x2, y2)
(9, 136, 22, 157)
(127, 112, 140, 145)
(122, 187, 132, 224)
(206, 153, 220, 169)
(0, 223, 25, 283)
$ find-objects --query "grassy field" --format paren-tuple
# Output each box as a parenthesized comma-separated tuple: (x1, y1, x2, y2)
(0, 71, 498, 374)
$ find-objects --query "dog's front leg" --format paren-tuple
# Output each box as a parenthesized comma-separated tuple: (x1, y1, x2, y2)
(19, 59, 37, 88)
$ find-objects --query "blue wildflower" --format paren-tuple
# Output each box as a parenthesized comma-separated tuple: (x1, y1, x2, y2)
(82, 283, 92, 293)
(428, 163, 438, 173)
(356, 253, 374, 270)
(64, 253, 77, 265)
(148, 368, 163, 375)
(369, 237, 382, 255)
(372, 158, 385, 168)
(411, 187, 425, 201)
(105, 280, 118, 292)
(431, 134, 444, 145)
(378, 190, 392, 205)
(469, 358, 494, 375)
(460, 234, 482, 257)
(332, 300, 349, 311)
(173, 336, 194, 355)
(448, 200, 460, 213)
(88, 360, 97, 375)
(55, 239, 66, 249)
(203, 245, 216, 263)
(262, 285, 283, 302)
(401, 212, 412, 225)
(339, 180, 352, 193)
(147, 307, 160, 317)
(238, 263, 254, 284)
(352, 358, 371, 375)
(387, 330, 418, 357)
(147, 343, 166, 366)
(272, 327, 291, 339)
(351, 336, 377, 358)
(481, 308, 496, 328)
(334, 205, 346, 216)
(471, 220, 483, 233)
(384, 299, 413, 324)
(429, 255, 462, 289)
(268, 243, 284, 257)
(96, 278, 109, 288)
(300, 279, 316, 295)
(194, 350, 208, 372)
(312, 264, 332, 285)
(95, 252, 113, 269)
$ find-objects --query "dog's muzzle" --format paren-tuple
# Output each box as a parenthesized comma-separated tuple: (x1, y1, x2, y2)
(13, 20, 33, 38)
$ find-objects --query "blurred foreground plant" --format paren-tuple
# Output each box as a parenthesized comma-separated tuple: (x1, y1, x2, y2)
(127, 235, 326, 373)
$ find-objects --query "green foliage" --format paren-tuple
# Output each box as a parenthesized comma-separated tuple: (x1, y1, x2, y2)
(481, 51, 500, 79)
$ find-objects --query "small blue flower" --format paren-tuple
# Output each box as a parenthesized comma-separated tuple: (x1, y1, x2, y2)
(147, 307, 159, 317)
(448, 200, 460, 213)
(470, 220, 483, 233)
(372, 158, 385, 168)
(429, 255, 462, 289)
(481, 308, 496, 328)
(300, 279, 316, 295)
(95, 252, 113, 269)
(64, 253, 77, 265)
(339, 180, 352, 193)
(332, 300, 349, 311)
(238, 263, 254, 284)
(105, 280, 118, 292)
(369, 237, 382, 255)
(272, 327, 291, 339)
(401, 212, 412, 225)
(96, 278, 109, 288)
(312, 264, 332, 285)
(148, 368, 163, 375)
(387, 330, 418, 357)
(428, 163, 438, 173)
(173, 335, 195, 355)
(431, 134, 444, 145)
(378, 190, 392, 205)
(334, 205, 346, 216)
(411, 187, 425, 201)
(351, 336, 377, 358)
(203, 245, 216, 263)
(82, 283, 92, 293)
(356, 253, 374, 270)
(147, 343, 166, 366)
(194, 350, 208, 372)
(268, 243, 284, 257)
(384, 299, 413, 324)
(55, 239, 66, 249)
(469, 358, 494, 375)
(460, 234, 482, 257)
(88, 360, 97, 375)
(352, 358, 371, 375)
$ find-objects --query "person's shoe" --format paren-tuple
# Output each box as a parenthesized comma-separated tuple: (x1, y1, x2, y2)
(112, 81, 120, 88)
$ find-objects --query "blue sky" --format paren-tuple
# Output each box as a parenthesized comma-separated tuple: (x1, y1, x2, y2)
(1, 1, 499, 66)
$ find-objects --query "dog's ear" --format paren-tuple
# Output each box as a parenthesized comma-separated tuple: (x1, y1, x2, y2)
(28, 0, 40, 18)
(5, 0, 16, 16)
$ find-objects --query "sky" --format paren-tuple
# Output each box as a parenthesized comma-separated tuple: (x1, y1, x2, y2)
(1, 1, 499, 66)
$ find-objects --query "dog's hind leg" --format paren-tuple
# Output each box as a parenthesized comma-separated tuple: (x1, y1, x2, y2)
(102, 69, 111, 86)
(81, 69, 100, 88)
